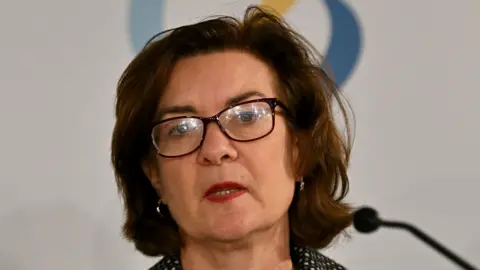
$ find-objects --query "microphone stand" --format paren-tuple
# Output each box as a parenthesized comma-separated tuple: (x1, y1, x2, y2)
(354, 207, 478, 270)
(381, 220, 477, 270)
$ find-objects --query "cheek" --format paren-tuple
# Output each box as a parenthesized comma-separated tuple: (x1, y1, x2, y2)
(238, 129, 296, 216)
(240, 123, 295, 183)
(156, 157, 197, 201)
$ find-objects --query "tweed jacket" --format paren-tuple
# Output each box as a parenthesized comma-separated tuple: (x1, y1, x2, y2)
(149, 245, 347, 270)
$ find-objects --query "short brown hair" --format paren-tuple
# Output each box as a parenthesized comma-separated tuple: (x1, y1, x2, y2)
(111, 5, 354, 257)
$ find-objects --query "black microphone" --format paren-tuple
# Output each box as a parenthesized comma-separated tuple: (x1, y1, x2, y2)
(353, 206, 478, 270)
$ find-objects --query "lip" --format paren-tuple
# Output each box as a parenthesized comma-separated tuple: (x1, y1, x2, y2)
(204, 181, 248, 203)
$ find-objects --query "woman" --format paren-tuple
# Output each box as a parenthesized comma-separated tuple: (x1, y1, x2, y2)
(111, 5, 354, 270)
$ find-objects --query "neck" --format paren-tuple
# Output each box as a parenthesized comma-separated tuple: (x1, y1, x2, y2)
(180, 216, 293, 270)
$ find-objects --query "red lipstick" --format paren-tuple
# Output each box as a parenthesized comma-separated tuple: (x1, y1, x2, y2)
(204, 181, 247, 203)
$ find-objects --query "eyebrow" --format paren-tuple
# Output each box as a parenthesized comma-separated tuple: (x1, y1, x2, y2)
(225, 90, 266, 107)
(155, 90, 266, 120)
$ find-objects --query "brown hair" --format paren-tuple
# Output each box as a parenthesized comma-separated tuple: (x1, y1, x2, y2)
(111, 5, 354, 257)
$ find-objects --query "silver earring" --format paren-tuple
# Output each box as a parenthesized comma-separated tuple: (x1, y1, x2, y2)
(156, 199, 163, 217)
(299, 177, 305, 191)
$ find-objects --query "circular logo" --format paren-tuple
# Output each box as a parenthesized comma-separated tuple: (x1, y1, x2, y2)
(129, 0, 362, 86)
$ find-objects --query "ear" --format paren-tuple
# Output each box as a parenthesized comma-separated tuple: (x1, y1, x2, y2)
(141, 159, 166, 204)
(292, 136, 299, 163)
(285, 131, 299, 181)
(290, 132, 303, 182)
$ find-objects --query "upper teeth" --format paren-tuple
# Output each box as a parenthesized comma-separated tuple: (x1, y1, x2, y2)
(212, 189, 239, 196)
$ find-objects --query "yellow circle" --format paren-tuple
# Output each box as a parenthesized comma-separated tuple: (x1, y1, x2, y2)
(260, 0, 296, 14)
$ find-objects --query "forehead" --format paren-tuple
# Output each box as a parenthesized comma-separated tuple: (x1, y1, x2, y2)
(159, 51, 278, 114)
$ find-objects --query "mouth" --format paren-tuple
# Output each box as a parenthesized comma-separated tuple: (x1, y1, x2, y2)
(204, 181, 248, 203)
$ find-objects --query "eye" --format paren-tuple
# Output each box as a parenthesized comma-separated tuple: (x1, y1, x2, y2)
(168, 123, 190, 136)
(165, 118, 202, 136)
(238, 111, 256, 123)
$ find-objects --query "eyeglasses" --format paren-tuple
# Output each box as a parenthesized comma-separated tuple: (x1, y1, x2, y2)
(150, 98, 289, 158)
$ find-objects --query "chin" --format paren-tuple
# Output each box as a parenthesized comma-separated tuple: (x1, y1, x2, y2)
(204, 215, 259, 242)
(208, 228, 256, 243)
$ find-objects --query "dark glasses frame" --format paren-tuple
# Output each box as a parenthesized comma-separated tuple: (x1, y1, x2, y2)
(150, 97, 289, 158)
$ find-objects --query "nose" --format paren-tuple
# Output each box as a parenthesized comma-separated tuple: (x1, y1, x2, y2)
(197, 122, 238, 165)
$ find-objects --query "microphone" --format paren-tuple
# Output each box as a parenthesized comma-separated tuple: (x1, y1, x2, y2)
(353, 206, 478, 270)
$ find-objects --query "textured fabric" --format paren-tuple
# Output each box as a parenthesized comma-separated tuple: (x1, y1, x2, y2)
(149, 245, 346, 270)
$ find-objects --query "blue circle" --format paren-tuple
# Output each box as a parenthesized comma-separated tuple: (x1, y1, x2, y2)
(128, 0, 362, 86)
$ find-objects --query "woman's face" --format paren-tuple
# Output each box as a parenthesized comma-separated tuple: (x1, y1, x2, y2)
(146, 51, 298, 242)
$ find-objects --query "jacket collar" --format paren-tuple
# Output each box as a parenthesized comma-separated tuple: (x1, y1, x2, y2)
(149, 245, 346, 270)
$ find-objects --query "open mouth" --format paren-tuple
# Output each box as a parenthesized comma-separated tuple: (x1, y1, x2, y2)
(204, 182, 248, 203)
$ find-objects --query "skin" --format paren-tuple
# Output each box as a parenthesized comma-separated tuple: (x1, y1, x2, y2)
(144, 50, 300, 270)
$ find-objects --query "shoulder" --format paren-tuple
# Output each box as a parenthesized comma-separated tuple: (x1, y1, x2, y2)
(148, 254, 181, 270)
(149, 246, 346, 270)
(292, 246, 347, 270)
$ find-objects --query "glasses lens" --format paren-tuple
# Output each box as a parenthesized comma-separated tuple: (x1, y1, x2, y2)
(152, 117, 203, 156)
(219, 101, 273, 141)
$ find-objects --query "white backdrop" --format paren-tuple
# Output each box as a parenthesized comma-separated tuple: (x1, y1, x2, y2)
(1, 0, 479, 269)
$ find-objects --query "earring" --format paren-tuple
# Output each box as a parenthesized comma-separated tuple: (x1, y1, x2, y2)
(299, 177, 305, 191)
(156, 199, 163, 217)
